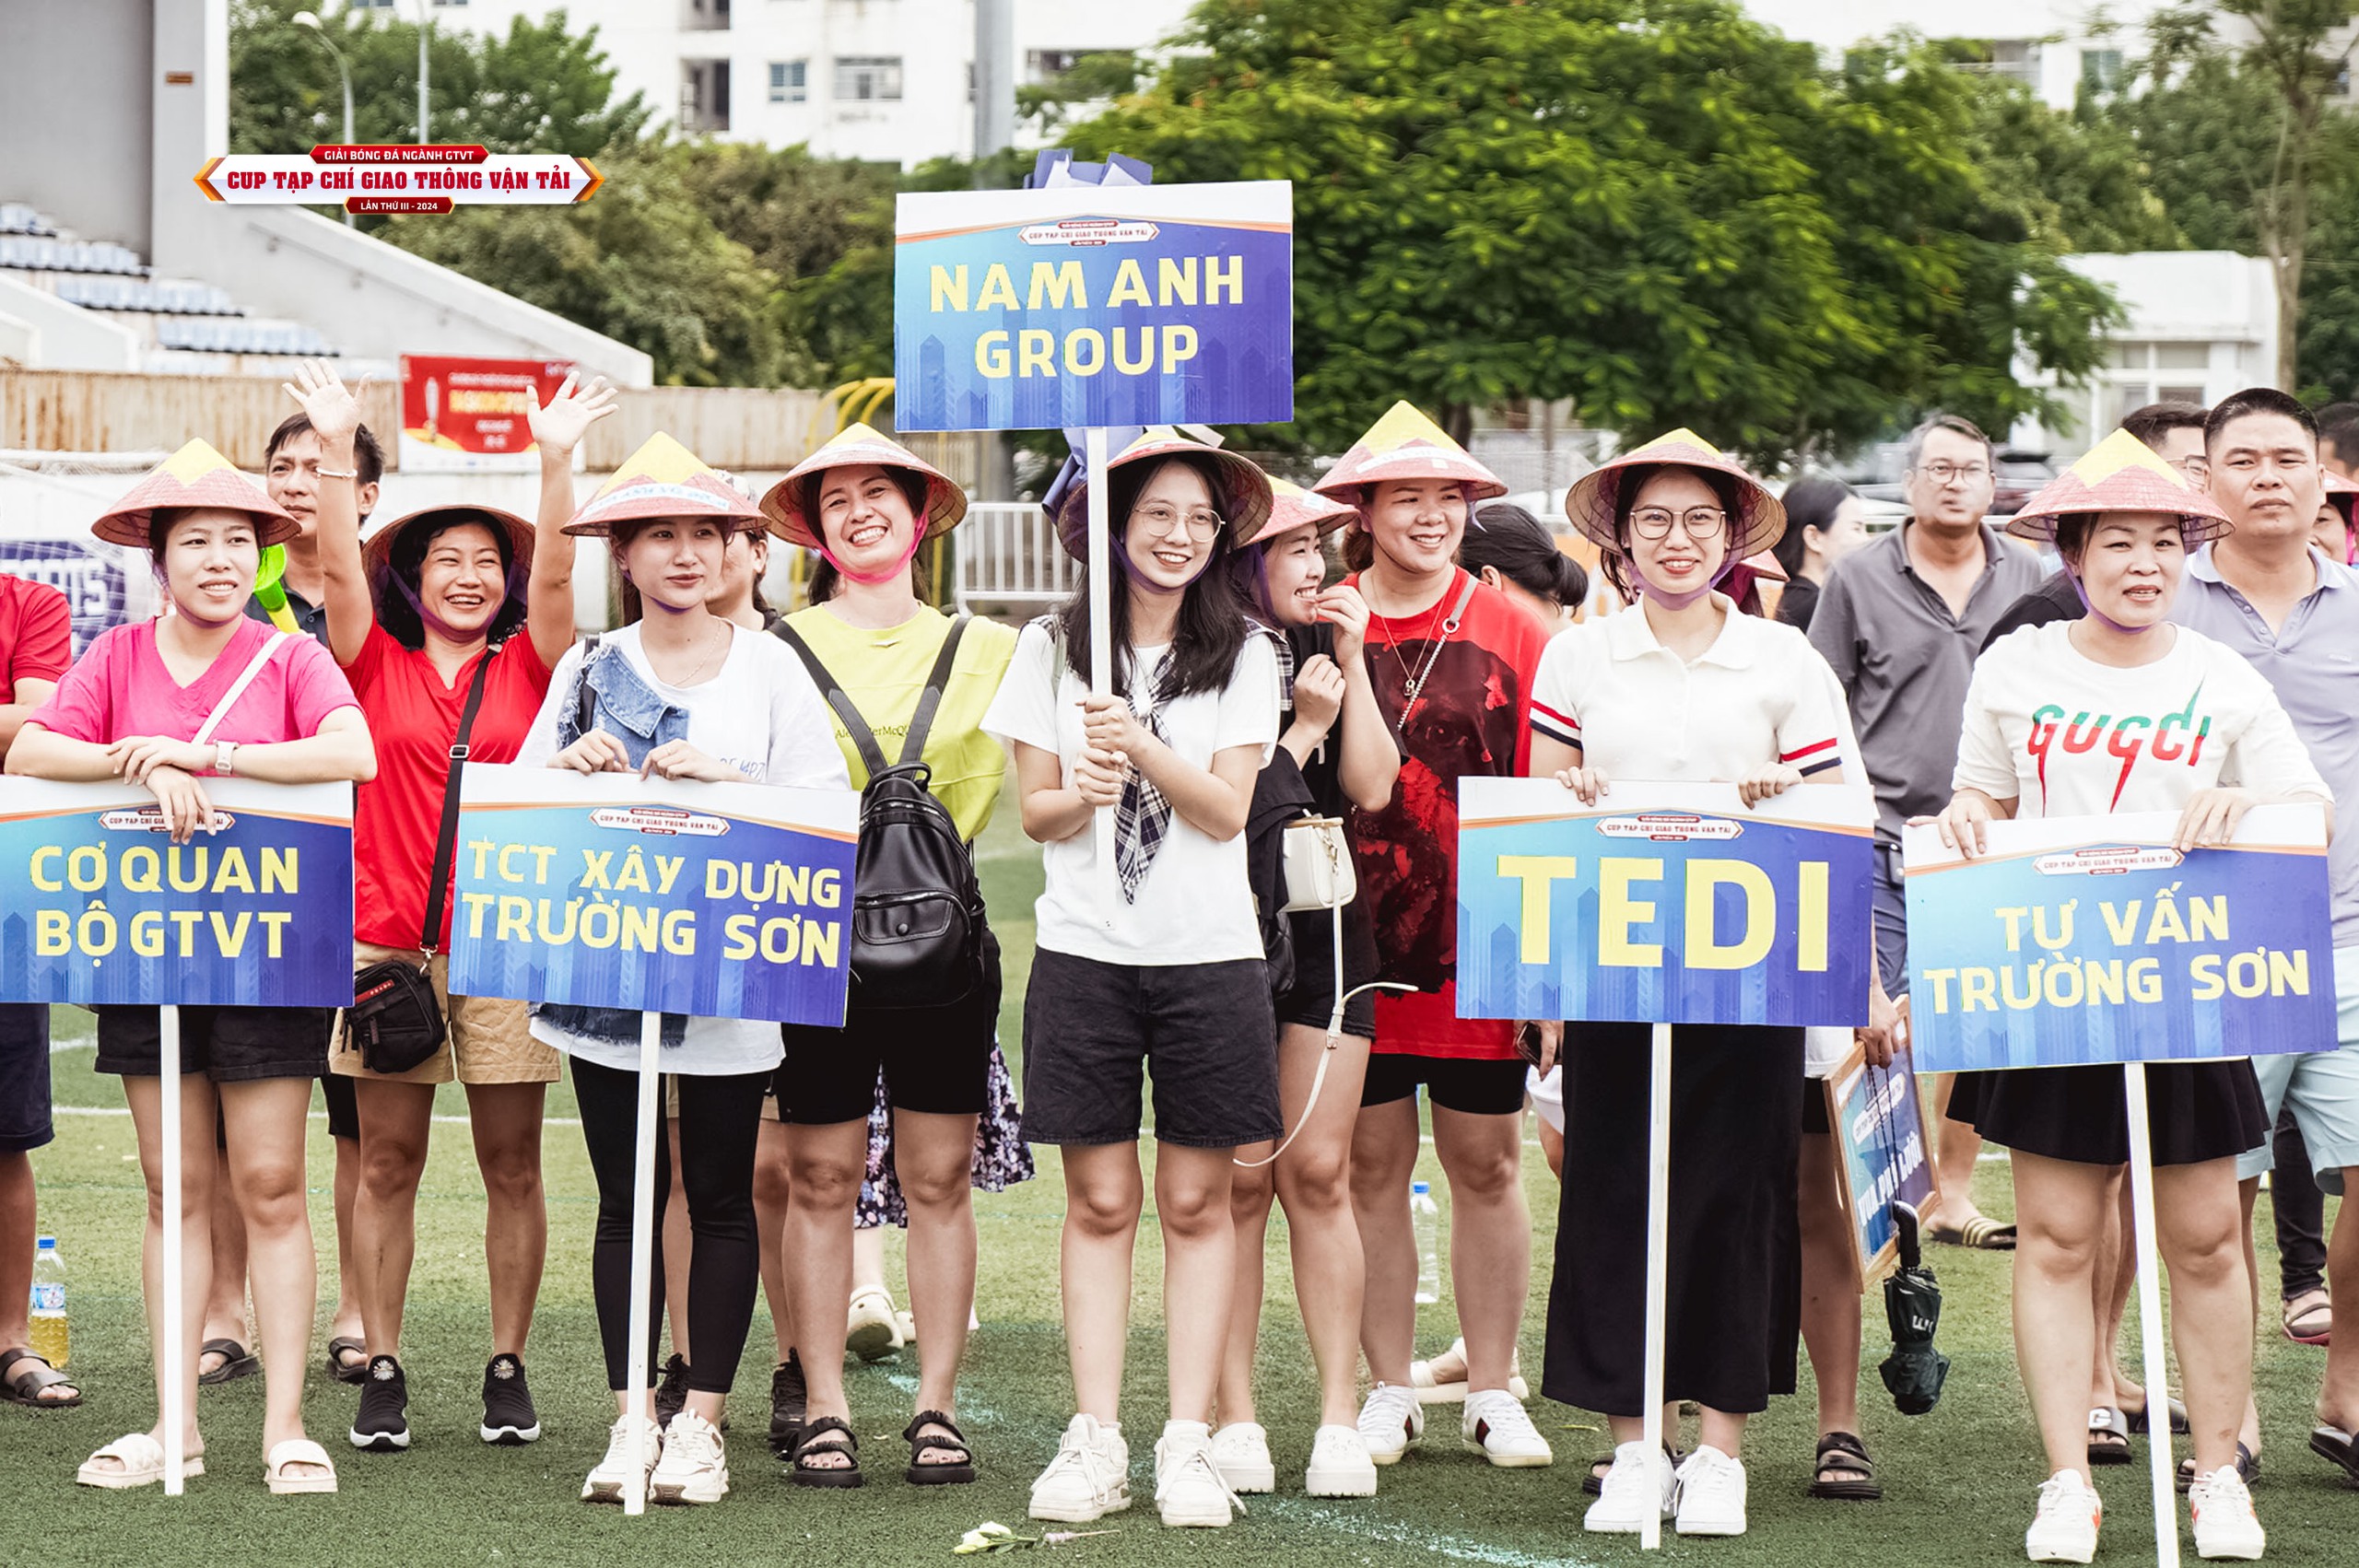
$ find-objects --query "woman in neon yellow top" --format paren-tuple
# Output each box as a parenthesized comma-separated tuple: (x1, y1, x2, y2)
(757, 426, 1015, 1488)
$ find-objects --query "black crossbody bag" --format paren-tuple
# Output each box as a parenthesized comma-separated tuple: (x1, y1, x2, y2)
(345, 655, 495, 1073)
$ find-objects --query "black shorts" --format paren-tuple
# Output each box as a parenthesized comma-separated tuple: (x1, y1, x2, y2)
(0, 1004, 53, 1153)
(1361, 1051, 1528, 1117)
(321, 1071, 359, 1140)
(1802, 1078, 1832, 1136)
(1274, 898, 1379, 1039)
(778, 929, 1002, 1125)
(94, 1005, 334, 1083)
(1020, 948, 1279, 1149)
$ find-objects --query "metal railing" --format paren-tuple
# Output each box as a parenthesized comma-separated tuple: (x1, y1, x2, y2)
(956, 501, 1074, 611)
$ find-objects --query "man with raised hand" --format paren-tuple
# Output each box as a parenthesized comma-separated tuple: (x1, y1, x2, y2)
(1808, 412, 2042, 1250)
(2179, 388, 2359, 1489)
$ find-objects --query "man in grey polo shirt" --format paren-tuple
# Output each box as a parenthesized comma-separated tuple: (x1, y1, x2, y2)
(2178, 388, 2359, 1481)
(1809, 412, 2044, 1247)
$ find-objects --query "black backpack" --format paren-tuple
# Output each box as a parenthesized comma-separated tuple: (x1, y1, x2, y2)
(773, 614, 984, 1010)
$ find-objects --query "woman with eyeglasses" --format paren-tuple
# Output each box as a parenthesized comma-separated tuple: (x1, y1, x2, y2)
(983, 429, 1281, 1531)
(1532, 432, 1895, 1540)
(1314, 404, 1556, 1477)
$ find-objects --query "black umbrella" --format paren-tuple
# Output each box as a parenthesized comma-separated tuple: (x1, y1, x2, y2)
(1879, 1200, 1951, 1416)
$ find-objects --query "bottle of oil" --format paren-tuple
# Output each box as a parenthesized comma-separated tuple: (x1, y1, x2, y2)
(28, 1235, 66, 1367)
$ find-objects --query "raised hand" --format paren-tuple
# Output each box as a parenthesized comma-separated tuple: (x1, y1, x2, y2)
(280, 357, 363, 447)
(531, 370, 618, 459)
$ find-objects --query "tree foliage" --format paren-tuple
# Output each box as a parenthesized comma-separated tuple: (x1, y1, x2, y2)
(1043, 0, 2111, 462)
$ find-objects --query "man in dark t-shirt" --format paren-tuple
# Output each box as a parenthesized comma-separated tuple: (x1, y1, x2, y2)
(249, 413, 384, 646)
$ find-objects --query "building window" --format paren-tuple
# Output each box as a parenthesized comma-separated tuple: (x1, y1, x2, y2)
(835, 56, 902, 101)
(681, 59, 732, 133)
(2080, 49, 2124, 92)
(1957, 39, 2039, 88)
(1025, 49, 1085, 85)
(683, 0, 730, 27)
(769, 61, 807, 103)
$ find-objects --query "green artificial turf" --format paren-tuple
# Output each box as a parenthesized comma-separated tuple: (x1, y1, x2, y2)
(6, 804, 2359, 1564)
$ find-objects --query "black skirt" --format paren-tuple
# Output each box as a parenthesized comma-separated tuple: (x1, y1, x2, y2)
(1543, 1021, 1802, 1417)
(1950, 1060, 2268, 1167)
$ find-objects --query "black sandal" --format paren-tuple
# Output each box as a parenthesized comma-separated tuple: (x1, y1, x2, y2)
(196, 1337, 258, 1387)
(324, 1336, 368, 1386)
(792, 1415, 863, 1488)
(903, 1409, 976, 1485)
(2177, 1441, 2259, 1493)
(0, 1346, 80, 1408)
(1808, 1432, 1882, 1501)
(769, 1354, 808, 1457)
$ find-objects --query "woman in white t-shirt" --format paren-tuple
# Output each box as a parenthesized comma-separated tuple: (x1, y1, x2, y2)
(514, 434, 848, 1508)
(1531, 430, 1896, 1541)
(1934, 432, 2330, 1565)
(982, 429, 1279, 1532)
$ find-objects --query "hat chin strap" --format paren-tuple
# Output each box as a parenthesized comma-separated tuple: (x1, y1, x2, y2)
(818, 529, 924, 586)
(1630, 554, 1736, 610)
(2060, 559, 2159, 636)
(1111, 534, 1212, 595)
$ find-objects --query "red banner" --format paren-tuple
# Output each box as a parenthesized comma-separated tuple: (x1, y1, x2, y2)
(398, 356, 574, 473)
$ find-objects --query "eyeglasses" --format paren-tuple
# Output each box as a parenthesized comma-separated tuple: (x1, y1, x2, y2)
(2171, 455, 2211, 483)
(1915, 461, 1991, 486)
(1133, 504, 1226, 540)
(1627, 507, 1728, 542)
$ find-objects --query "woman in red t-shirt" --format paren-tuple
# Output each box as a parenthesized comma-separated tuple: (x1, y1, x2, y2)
(284, 362, 615, 1455)
(1312, 404, 1555, 1471)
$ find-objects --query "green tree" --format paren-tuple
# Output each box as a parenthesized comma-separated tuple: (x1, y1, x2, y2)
(1042, 0, 2110, 461)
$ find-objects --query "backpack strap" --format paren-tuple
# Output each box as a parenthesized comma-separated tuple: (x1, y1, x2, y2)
(897, 614, 971, 767)
(420, 653, 495, 956)
(772, 620, 894, 782)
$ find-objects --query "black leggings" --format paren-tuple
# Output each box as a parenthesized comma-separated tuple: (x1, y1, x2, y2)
(571, 1057, 770, 1395)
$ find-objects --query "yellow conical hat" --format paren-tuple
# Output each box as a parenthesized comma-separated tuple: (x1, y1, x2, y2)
(90, 439, 298, 548)
(758, 423, 968, 550)
(2004, 427, 2232, 544)
(1311, 402, 1508, 506)
(1052, 427, 1275, 560)
(563, 432, 764, 535)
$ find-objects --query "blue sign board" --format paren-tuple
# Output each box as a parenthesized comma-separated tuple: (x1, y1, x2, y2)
(1902, 805, 2333, 1072)
(449, 765, 859, 1028)
(1456, 779, 1878, 1027)
(894, 181, 1293, 432)
(1827, 1041, 1937, 1287)
(0, 778, 354, 1007)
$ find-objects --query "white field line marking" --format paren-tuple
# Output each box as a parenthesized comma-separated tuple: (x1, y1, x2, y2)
(1257, 1497, 1607, 1568)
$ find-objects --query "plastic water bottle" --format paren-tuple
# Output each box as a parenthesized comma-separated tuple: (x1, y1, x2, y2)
(1411, 1182, 1443, 1305)
(29, 1235, 66, 1367)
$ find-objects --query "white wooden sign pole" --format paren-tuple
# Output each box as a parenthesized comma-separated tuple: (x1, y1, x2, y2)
(2121, 1062, 2181, 1568)
(159, 1005, 187, 1495)
(1637, 1022, 1673, 1550)
(623, 1009, 663, 1514)
(1086, 427, 1117, 915)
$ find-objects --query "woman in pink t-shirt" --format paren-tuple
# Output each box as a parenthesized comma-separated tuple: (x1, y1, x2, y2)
(9, 445, 375, 1497)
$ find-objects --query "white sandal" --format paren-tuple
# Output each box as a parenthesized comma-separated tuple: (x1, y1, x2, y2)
(264, 1437, 338, 1495)
(77, 1433, 205, 1489)
(1411, 1338, 1530, 1404)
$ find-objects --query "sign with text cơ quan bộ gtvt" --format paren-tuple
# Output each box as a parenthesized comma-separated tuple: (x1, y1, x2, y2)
(1454, 778, 1878, 1026)
(1902, 805, 2333, 1073)
(892, 181, 1293, 432)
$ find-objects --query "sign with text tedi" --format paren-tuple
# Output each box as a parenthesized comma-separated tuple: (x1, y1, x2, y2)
(448, 765, 858, 1028)
(1827, 1041, 1939, 1290)
(1456, 779, 1877, 1027)
(0, 778, 354, 1008)
(893, 181, 1293, 432)
(1902, 805, 2333, 1073)
(399, 355, 574, 474)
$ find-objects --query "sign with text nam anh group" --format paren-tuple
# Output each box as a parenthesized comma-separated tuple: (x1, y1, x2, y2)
(0, 778, 354, 1008)
(448, 765, 858, 1028)
(1902, 805, 2332, 1073)
(893, 181, 1293, 432)
(1456, 779, 1877, 1027)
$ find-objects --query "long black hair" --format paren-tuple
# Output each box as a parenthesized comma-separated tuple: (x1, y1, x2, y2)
(803, 466, 932, 605)
(1054, 454, 1250, 699)
(378, 511, 525, 650)
(1463, 504, 1587, 611)
(1770, 474, 1853, 579)
(1599, 462, 1745, 603)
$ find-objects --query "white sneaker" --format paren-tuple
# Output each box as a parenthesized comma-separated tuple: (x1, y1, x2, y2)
(1673, 1445, 1748, 1538)
(1585, 1440, 1676, 1533)
(581, 1414, 660, 1504)
(1208, 1422, 1274, 1493)
(2025, 1469, 2102, 1564)
(1461, 1388, 1553, 1468)
(648, 1409, 729, 1504)
(1305, 1423, 1379, 1498)
(1411, 1337, 1532, 1403)
(1356, 1383, 1425, 1466)
(1155, 1421, 1242, 1527)
(1029, 1414, 1131, 1524)
(2189, 1466, 2265, 1561)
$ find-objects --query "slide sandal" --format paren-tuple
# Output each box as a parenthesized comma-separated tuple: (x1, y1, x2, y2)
(77, 1433, 204, 1490)
(197, 1338, 259, 1387)
(265, 1438, 338, 1495)
(0, 1347, 81, 1408)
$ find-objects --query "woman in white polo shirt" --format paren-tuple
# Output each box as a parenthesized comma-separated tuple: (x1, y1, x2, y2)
(1528, 431, 1895, 1541)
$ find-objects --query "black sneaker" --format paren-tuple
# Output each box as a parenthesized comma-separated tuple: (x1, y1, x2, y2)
(769, 1353, 808, 1457)
(350, 1355, 410, 1452)
(654, 1353, 691, 1431)
(480, 1352, 542, 1445)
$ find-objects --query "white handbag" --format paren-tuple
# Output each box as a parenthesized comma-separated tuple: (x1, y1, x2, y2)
(1280, 815, 1356, 913)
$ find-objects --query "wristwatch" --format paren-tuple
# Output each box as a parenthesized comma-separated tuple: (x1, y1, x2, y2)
(213, 742, 237, 778)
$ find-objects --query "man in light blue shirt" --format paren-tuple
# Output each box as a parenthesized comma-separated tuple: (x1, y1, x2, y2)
(2177, 388, 2359, 1483)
